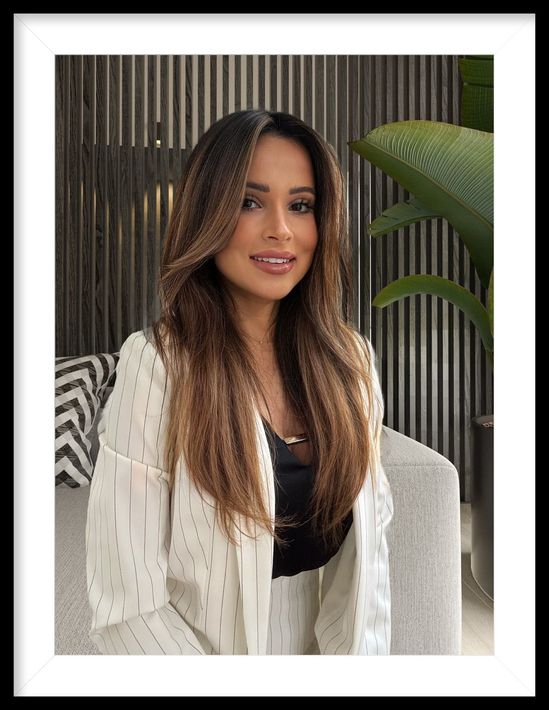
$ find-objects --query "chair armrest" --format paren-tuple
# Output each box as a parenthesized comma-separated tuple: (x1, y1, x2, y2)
(381, 426, 462, 655)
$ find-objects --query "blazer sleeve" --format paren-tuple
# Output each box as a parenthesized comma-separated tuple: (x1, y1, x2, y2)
(85, 330, 206, 655)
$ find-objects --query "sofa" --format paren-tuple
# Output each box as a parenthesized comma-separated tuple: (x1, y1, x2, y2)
(55, 351, 462, 655)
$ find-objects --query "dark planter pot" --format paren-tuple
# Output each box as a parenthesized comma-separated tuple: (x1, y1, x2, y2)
(471, 414, 494, 600)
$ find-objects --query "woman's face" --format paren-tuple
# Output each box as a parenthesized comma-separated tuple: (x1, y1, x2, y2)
(214, 135, 318, 310)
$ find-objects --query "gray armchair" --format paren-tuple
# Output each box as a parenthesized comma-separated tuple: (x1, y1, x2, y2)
(56, 415, 462, 656)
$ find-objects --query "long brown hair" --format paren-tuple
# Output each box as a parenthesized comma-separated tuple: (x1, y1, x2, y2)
(149, 110, 382, 551)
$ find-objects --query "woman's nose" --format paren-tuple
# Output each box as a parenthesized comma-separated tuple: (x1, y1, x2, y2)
(262, 205, 293, 240)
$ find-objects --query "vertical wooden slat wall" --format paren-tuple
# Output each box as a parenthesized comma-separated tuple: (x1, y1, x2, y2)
(55, 54, 493, 501)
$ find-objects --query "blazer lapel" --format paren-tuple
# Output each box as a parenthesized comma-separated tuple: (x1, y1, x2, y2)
(234, 406, 275, 654)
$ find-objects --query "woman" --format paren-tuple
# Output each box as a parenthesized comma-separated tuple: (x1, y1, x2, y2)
(85, 109, 394, 655)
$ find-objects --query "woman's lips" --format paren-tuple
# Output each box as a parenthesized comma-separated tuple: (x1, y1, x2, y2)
(250, 257, 296, 275)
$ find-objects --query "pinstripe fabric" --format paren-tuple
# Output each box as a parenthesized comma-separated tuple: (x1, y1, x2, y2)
(85, 329, 394, 655)
(267, 568, 320, 654)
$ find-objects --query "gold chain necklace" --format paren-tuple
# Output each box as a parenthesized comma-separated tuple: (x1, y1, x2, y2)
(242, 324, 275, 345)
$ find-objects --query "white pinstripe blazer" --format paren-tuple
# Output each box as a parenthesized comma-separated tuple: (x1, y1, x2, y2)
(85, 329, 394, 655)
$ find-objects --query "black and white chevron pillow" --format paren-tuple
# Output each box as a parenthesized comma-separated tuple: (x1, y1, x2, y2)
(55, 352, 120, 487)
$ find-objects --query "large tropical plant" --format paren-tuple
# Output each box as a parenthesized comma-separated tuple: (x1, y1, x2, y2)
(348, 56, 494, 369)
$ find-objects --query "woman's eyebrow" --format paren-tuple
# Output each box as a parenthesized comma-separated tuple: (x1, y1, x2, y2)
(246, 181, 316, 196)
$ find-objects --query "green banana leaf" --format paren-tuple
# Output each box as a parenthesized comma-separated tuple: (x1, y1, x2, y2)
(459, 56, 493, 133)
(348, 120, 493, 290)
(372, 274, 494, 354)
(368, 197, 442, 237)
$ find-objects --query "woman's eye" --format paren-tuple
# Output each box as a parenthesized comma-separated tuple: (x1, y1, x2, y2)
(242, 197, 259, 210)
(242, 197, 314, 213)
(292, 199, 315, 213)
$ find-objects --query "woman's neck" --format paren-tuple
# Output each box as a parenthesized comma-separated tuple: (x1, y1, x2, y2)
(236, 309, 278, 345)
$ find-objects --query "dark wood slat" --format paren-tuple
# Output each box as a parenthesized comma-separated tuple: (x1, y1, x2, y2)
(159, 55, 170, 321)
(370, 56, 384, 421)
(303, 55, 313, 129)
(173, 55, 181, 153)
(409, 56, 423, 444)
(336, 55, 348, 193)
(442, 55, 450, 123)
(258, 55, 265, 110)
(358, 55, 369, 335)
(55, 56, 67, 355)
(67, 55, 81, 356)
(146, 55, 157, 328)
(185, 55, 193, 148)
(387, 57, 400, 433)
(325, 56, 336, 149)
(314, 55, 324, 137)
(347, 55, 360, 330)
(82, 56, 95, 354)
(197, 55, 204, 136)
(400, 55, 412, 438)
(94, 57, 108, 351)
(209, 55, 217, 127)
(292, 55, 300, 118)
(401, 53, 416, 439)
(134, 56, 145, 332)
(436, 151, 445, 457)
(420, 55, 434, 448)
(363, 53, 374, 334)
(135, 56, 144, 150)
(445, 169, 459, 468)
(223, 55, 229, 116)
(432, 57, 446, 456)
(234, 55, 241, 112)
(173, 54, 185, 186)
(108, 55, 120, 351)
(380, 56, 390, 430)
(434, 55, 443, 121)
(247, 55, 253, 109)
(106, 143, 117, 353)
(119, 144, 132, 335)
(281, 56, 289, 114)
(121, 56, 133, 336)
(76, 56, 84, 354)
(269, 56, 276, 112)
(121, 56, 132, 148)
(454, 55, 462, 127)
(437, 57, 451, 123)
(170, 56, 178, 268)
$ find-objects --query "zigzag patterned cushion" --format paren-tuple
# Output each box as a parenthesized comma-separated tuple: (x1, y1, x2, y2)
(55, 352, 120, 487)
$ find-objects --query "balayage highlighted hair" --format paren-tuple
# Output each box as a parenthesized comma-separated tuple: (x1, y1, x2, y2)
(150, 109, 383, 551)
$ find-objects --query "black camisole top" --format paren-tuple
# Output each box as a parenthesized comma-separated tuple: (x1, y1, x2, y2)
(262, 419, 354, 579)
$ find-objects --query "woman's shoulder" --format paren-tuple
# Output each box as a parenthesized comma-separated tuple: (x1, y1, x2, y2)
(104, 329, 170, 461)
(118, 327, 165, 365)
(116, 328, 169, 395)
(118, 327, 157, 356)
